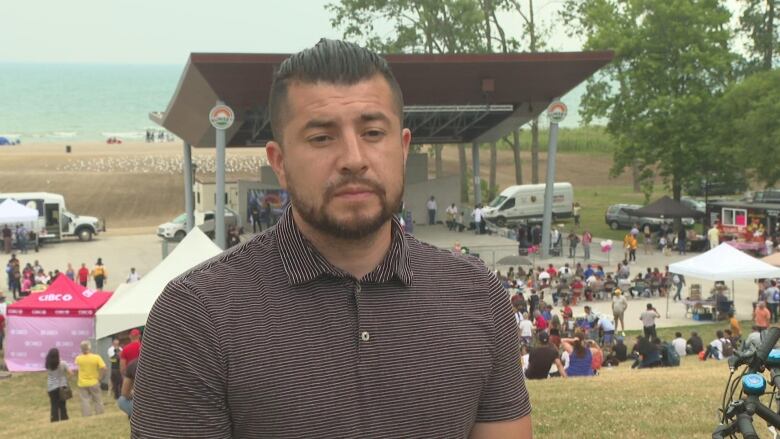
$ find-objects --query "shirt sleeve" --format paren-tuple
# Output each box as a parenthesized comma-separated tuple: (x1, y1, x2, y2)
(476, 271, 532, 422)
(131, 277, 231, 439)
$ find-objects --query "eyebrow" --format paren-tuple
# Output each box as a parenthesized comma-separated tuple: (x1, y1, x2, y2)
(301, 112, 392, 132)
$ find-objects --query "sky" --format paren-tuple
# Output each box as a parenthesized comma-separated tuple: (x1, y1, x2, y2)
(2, 0, 587, 65)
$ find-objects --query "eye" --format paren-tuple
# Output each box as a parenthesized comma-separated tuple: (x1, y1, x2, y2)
(307, 134, 333, 146)
(363, 129, 385, 141)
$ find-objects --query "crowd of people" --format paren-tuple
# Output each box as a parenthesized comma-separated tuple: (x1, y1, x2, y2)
(4, 253, 111, 300)
(496, 259, 774, 380)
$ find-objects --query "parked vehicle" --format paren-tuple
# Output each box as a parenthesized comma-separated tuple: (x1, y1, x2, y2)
(0, 192, 104, 241)
(604, 203, 695, 231)
(752, 189, 780, 204)
(157, 208, 238, 241)
(684, 175, 748, 196)
(680, 196, 706, 214)
(482, 183, 574, 227)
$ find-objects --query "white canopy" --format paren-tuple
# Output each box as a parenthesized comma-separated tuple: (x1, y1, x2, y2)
(0, 199, 38, 225)
(669, 242, 780, 281)
(95, 227, 222, 338)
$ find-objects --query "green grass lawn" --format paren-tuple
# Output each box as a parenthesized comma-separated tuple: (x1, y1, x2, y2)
(0, 321, 770, 438)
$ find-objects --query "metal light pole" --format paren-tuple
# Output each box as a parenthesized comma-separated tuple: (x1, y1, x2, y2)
(540, 100, 567, 259)
(209, 101, 235, 250)
(182, 141, 195, 232)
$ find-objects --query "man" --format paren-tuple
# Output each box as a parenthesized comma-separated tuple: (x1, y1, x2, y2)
(672, 272, 685, 302)
(703, 330, 726, 360)
(640, 303, 660, 339)
(708, 224, 720, 250)
(597, 314, 616, 346)
(250, 203, 262, 233)
(120, 328, 142, 376)
(677, 227, 687, 255)
(77, 263, 89, 287)
(744, 326, 763, 352)
(583, 306, 599, 341)
(581, 230, 592, 260)
(687, 331, 704, 355)
(765, 280, 780, 323)
(573, 202, 581, 226)
(74, 340, 106, 416)
(445, 203, 458, 231)
(15, 224, 27, 254)
(525, 332, 567, 380)
(613, 336, 628, 362)
(473, 204, 485, 234)
(0, 306, 5, 352)
(612, 288, 628, 334)
(754, 301, 771, 330)
(672, 332, 687, 357)
(108, 338, 123, 400)
(118, 359, 137, 418)
(426, 195, 437, 225)
(132, 40, 531, 438)
(126, 267, 141, 283)
(518, 312, 533, 346)
(1, 224, 11, 254)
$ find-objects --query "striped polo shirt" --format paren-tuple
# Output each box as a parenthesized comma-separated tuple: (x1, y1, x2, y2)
(131, 206, 531, 438)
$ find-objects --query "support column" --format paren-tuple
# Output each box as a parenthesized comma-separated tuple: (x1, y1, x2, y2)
(540, 120, 560, 259)
(182, 141, 195, 232)
(215, 100, 226, 250)
(472, 142, 481, 206)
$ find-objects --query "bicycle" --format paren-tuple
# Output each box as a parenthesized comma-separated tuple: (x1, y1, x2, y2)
(713, 327, 780, 439)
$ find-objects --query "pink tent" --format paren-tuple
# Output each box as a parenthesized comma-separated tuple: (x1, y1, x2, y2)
(5, 275, 112, 372)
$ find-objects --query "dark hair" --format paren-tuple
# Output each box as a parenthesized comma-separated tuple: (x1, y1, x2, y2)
(268, 38, 404, 142)
(45, 348, 60, 371)
(573, 333, 587, 358)
(675, 332, 682, 338)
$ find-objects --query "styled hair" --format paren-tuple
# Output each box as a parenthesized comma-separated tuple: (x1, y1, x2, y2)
(573, 333, 587, 358)
(45, 348, 60, 371)
(268, 38, 404, 141)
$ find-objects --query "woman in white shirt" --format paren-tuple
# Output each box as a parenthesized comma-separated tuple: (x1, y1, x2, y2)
(45, 348, 72, 422)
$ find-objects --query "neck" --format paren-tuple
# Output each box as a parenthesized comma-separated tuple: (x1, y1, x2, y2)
(292, 208, 393, 280)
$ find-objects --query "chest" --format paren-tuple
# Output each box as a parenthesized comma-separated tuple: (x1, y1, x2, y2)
(223, 280, 494, 437)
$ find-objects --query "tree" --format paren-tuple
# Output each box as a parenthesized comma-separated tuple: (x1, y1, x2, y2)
(738, 0, 779, 71)
(562, 0, 737, 204)
(716, 69, 780, 187)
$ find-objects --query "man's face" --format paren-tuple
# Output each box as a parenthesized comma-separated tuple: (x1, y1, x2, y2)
(267, 75, 411, 240)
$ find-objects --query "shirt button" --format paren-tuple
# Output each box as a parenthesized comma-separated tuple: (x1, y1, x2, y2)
(355, 284, 362, 294)
(360, 331, 370, 342)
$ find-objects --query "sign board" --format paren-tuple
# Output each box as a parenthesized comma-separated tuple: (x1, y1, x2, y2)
(209, 104, 235, 130)
(547, 101, 567, 124)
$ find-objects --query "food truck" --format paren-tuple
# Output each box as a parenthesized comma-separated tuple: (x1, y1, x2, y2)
(706, 200, 780, 248)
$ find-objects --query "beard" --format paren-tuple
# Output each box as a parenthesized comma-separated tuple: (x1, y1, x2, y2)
(286, 171, 404, 241)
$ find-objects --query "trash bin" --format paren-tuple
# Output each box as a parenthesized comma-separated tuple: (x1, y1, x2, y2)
(65, 145, 71, 153)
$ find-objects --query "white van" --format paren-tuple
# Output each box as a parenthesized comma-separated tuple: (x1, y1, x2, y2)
(0, 192, 104, 241)
(482, 183, 574, 227)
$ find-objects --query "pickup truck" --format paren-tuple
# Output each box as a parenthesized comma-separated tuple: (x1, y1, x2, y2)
(157, 208, 238, 241)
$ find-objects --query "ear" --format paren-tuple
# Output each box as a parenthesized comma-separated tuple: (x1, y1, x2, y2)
(401, 128, 412, 167)
(265, 141, 288, 189)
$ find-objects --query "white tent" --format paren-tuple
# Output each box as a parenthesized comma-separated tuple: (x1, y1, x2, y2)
(95, 227, 222, 338)
(0, 198, 38, 225)
(669, 242, 780, 281)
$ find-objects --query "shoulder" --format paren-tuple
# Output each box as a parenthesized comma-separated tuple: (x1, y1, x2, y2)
(405, 234, 494, 284)
(167, 230, 277, 298)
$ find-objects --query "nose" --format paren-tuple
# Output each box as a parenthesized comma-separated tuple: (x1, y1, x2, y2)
(338, 130, 368, 176)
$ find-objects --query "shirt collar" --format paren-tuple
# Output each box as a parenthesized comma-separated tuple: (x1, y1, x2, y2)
(275, 205, 413, 287)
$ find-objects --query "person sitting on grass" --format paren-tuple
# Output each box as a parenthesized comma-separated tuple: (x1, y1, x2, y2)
(630, 335, 662, 369)
(702, 330, 728, 360)
(525, 332, 567, 380)
(672, 332, 687, 357)
(687, 331, 704, 355)
(743, 325, 763, 352)
(561, 333, 594, 377)
(613, 336, 628, 362)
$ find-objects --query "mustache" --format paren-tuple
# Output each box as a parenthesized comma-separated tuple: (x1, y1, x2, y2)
(324, 176, 386, 201)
